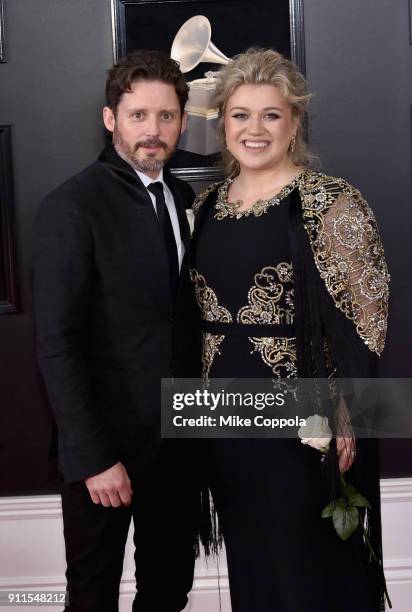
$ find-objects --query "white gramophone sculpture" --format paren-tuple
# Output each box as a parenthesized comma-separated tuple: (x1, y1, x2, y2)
(171, 15, 230, 156)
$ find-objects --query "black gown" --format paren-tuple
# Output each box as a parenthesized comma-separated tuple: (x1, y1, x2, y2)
(190, 177, 377, 612)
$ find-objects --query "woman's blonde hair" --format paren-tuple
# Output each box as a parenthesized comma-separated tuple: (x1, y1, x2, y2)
(213, 48, 313, 176)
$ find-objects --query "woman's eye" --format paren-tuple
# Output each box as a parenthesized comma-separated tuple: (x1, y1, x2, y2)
(264, 113, 281, 120)
(232, 113, 248, 120)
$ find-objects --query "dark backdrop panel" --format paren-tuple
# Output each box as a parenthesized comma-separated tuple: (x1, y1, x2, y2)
(0, 0, 113, 494)
(0, 124, 18, 313)
(305, 0, 412, 476)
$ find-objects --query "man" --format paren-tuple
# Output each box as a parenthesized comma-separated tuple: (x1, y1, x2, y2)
(33, 50, 200, 612)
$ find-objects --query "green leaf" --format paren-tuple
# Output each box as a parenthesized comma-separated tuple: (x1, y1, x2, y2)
(341, 483, 357, 497)
(321, 500, 337, 518)
(347, 491, 371, 509)
(340, 478, 371, 509)
(332, 503, 359, 541)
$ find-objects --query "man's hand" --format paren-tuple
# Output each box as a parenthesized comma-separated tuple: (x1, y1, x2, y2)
(85, 462, 133, 507)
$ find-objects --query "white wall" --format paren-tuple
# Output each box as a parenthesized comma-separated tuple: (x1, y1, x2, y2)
(0, 479, 411, 611)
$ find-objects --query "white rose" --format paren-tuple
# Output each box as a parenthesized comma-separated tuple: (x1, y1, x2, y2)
(298, 415, 333, 453)
(186, 209, 195, 236)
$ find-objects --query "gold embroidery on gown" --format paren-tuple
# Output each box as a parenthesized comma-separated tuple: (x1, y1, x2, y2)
(190, 269, 233, 379)
(237, 264, 294, 326)
(248, 337, 297, 378)
(214, 177, 301, 220)
(237, 264, 297, 378)
(190, 265, 297, 379)
(192, 181, 224, 216)
(192, 171, 390, 356)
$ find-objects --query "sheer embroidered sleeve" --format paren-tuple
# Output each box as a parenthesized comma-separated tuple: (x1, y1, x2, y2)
(300, 174, 390, 356)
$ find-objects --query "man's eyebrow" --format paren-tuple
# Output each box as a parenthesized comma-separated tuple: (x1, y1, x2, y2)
(126, 107, 180, 114)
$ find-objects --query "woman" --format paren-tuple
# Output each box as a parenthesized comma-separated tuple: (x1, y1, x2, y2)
(191, 49, 390, 611)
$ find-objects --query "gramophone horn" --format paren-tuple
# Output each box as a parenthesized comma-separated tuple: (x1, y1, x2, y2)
(171, 15, 229, 73)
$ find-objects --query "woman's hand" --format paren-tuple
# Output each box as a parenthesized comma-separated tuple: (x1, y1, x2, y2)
(336, 397, 356, 473)
(336, 434, 356, 473)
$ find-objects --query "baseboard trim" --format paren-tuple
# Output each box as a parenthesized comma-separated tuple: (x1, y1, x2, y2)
(0, 496, 62, 520)
(0, 478, 410, 603)
(2, 477, 409, 516)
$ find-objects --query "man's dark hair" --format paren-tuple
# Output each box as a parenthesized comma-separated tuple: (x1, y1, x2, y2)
(105, 49, 189, 115)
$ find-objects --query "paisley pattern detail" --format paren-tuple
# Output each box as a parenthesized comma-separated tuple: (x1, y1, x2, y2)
(237, 264, 294, 326)
(190, 269, 232, 379)
(191, 265, 297, 379)
(201, 332, 226, 381)
(235, 264, 296, 377)
(297, 173, 390, 355)
(248, 336, 297, 378)
(213, 176, 300, 220)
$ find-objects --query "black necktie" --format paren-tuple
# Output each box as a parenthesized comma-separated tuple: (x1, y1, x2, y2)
(147, 182, 179, 294)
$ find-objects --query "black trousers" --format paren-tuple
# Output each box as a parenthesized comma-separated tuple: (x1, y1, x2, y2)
(60, 443, 199, 612)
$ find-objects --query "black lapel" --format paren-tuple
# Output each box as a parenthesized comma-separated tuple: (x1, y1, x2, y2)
(98, 144, 172, 304)
(98, 145, 193, 301)
(97, 144, 153, 211)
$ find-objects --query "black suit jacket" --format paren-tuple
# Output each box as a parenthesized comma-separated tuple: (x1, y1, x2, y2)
(33, 145, 200, 483)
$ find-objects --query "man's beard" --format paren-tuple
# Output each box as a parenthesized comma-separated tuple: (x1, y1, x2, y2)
(113, 129, 173, 174)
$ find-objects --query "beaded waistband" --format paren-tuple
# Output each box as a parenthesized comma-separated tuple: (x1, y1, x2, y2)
(201, 320, 295, 338)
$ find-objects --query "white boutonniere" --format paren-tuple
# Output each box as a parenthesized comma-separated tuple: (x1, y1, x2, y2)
(186, 208, 195, 237)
